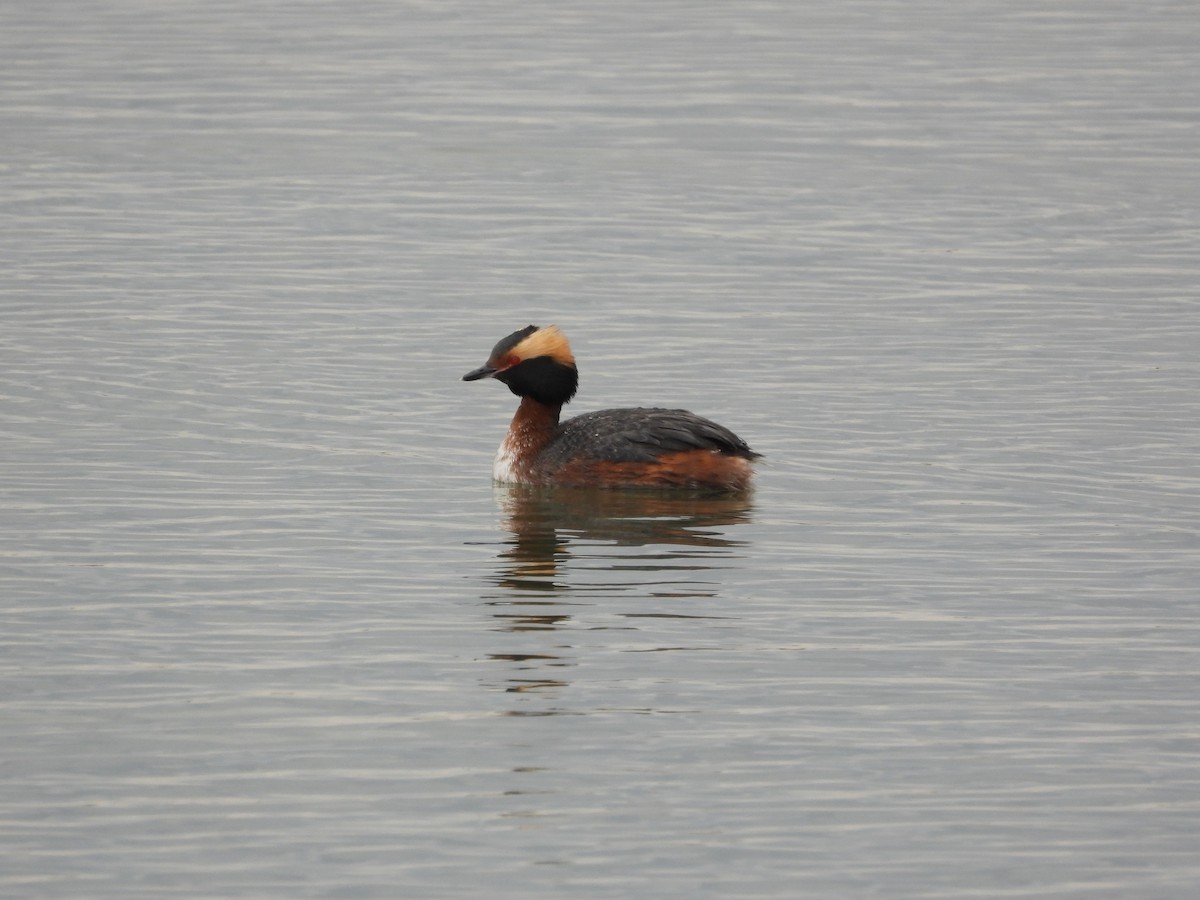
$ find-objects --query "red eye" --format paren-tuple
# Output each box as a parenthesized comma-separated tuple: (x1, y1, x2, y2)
(500, 354, 520, 369)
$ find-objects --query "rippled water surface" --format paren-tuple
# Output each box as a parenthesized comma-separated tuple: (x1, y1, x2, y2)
(4, 1, 1199, 896)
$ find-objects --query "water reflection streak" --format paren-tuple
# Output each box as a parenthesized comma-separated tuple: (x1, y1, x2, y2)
(478, 485, 756, 706)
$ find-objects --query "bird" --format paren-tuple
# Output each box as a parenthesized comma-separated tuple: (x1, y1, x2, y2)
(462, 325, 760, 492)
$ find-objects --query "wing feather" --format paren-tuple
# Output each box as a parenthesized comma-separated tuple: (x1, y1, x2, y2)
(540, 407, 759, 469)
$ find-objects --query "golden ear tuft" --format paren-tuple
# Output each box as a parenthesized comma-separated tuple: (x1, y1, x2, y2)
(513, 325, 575, 367)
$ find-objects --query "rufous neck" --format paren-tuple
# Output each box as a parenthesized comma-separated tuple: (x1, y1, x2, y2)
(508, 395, 561, 452)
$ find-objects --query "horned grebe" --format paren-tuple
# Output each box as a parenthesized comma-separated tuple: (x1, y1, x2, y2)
(462, 325, 760, 492)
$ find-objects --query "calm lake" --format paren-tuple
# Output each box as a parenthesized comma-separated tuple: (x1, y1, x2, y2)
(3, 0, 1199, 896)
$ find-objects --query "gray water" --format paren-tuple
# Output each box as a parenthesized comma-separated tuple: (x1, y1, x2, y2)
(3, 1, 1199, 896)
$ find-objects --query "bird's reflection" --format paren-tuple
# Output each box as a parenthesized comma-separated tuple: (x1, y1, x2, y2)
(477, 484, 755, 709)
(489, 484, 753, 593)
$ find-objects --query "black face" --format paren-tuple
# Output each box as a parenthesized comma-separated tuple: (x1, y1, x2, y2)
(461, 324, 577, 407)
(496, 355, 578, 407)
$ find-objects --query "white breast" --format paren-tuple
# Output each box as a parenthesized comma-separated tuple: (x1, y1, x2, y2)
(492, 439, 521, 483)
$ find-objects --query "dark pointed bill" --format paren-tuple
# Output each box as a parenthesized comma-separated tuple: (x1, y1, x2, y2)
(462, 365, 497, 381)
